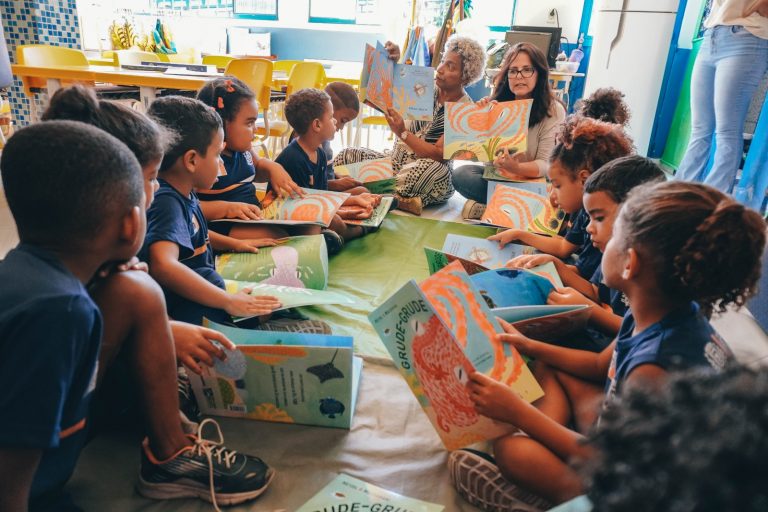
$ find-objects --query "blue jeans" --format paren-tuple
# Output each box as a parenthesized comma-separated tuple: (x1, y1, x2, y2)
(452, 164, 488, 203)
(675, 25, 768, 193)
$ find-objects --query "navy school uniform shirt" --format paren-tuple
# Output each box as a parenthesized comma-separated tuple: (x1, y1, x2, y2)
(274, 138, 328, 191)
(197, 151, 260, 236)
(140, 179, 230, 325)
(564, 208, 603, 278)
(590, 265, 629, 318)
(0, 244, 101, 510)
(604, 302, 733, 402)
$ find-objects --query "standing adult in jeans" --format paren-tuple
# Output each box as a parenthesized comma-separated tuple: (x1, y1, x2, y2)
(675, 0, 768, 193)
(453, 43, 566, 219)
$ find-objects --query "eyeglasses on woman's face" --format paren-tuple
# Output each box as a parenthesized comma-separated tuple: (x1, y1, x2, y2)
(508, 66, 536, 79)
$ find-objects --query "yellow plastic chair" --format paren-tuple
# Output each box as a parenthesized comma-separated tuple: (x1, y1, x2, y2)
(113, 49, 160, 66)
(202, 54, 235, 71)
(225, 58, 278, 156)
(285, 61, 327, 95)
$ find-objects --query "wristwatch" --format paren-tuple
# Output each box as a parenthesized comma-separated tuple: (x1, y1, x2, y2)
(399, 130, 409, 141)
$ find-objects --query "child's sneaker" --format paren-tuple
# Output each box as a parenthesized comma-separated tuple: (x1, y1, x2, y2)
(448, 449, 551, 512)
(177, 366, 200, 426)
(461, 199, 486, 220)
(321, 229, 345, 256)
(137, 419, 275, 510)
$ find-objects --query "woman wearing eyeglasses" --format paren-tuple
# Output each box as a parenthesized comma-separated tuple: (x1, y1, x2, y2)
(454, 42, 566, 219)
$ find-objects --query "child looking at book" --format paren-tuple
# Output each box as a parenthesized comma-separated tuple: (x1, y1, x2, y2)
(276, 88, 381, 252)
(195, 77, 304, 240)
(489, 116, 634, 279)
(451, 181, 766, 511)
(323, 82, 366, 193)
(510, 156, 666, 341)
(0, 122, 274, 511)
(144, 96, 281, 325)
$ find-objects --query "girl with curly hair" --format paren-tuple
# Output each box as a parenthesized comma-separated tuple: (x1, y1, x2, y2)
(573, 87, 630, 127)
(450, 181, 766, 511)
(490, 116, 634, 279)
(333, 35, 486, 215)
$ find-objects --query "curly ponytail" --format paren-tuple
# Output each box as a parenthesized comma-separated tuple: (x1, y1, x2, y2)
(196, 76, 255, 124)
(550, 116, 634, 178)
(618, 182, 766, 313)
(575, 87, 631, 126)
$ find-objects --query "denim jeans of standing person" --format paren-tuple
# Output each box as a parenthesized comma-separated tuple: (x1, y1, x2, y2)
(676, 25, 768, 193)
(452, 164, 488, 203)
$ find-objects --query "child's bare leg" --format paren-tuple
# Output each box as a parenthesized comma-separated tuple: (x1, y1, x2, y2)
(530, 363, 573, 425)
(329, 215, 364, 242)
(91, 271, 191, 459)
(229, 224, 289, 240)
(493, 435, 583, 504)
(552, 370, 604, 433)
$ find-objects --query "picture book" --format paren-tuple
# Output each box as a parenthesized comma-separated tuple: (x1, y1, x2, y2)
(215, 235, 328, 290)
(442, 233, 535, 269)
(189, 320, 363, 429)
(492, 304, 592, 342)
(224, 280, 357, 321)
(296, 473, 444, 512)
(424, 247, 489, 276)
(470, 267, 555, 310)
(362, 42, 435, 121)
(443, 99, 533, 162)
(483, 161, 547, 183)
(369, 261, 544, 450)
(212, 188, 349, 227)
(342, 196, 393, 228)
(334, 157, 396, 194)
(481, 181, 565, 236)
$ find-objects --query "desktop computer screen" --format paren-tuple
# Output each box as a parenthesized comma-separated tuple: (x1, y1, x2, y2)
(509, 25, 563, 68)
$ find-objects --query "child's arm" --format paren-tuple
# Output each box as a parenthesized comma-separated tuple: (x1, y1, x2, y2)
(170, 320, 236, 375)
(508, 254, 598, 300)
(208, 231, 279, 253)
(489, 230, 578, 259)
(499, 318, 614, 382)
(148, 241, 280, 318)
(547, 287, 623, 334)
(250, 149, 304, 198)
(469, 372, 592, 461)
(0, 448, 42, 511)
(199, 200, 262, 222)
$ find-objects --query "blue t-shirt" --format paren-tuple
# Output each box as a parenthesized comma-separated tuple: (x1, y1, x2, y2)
(604, 302, 732, 402)
(274, 138, 328, 191)
(322, 140, 336, 181)
(564, 209, 602, 278)
(590, 266, 629, 318)
(0, 244, 101, 508)
(197, 150, 260, 206)
(140, 179, 229, 325)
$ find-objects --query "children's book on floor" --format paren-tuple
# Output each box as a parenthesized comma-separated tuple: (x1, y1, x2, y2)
(189, 320, 363, 429)
(443, 99, 532, 162)
(216, 235, 329, 290)
(440, 233, 536, 269)
(369, 261, 543, 450)
(211, 188, 349, 227)
(334, 157, 396, 194)
(361, 42, 435, 121)
(478, 181, 565, 236)
(296, 473, 444, 512)
(340, 195, 393, 228)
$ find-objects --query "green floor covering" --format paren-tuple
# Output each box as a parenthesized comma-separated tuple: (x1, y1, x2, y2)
(299, 215, 495, 360)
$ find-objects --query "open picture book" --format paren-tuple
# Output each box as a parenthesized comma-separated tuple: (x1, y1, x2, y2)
(369, 261, 544, 450)
(340, 195, 394, 228)
(189, 320, 363, 429)
(334, 157, 396, 194)
(477, 181, 566, 236)
(211, 188, 349, 227)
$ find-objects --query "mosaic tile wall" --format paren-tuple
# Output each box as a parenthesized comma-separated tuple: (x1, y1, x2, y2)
(1, 1, 82, 126)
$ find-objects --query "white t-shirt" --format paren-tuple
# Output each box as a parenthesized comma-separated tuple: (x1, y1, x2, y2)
(705, 0, 768, 39)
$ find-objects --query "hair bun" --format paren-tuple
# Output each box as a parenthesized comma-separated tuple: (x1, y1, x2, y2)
(42, 84, 100, 124)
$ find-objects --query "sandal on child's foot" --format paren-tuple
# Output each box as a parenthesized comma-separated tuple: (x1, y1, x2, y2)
(461, 199, 486, 220)
(395, 194, 422, 216)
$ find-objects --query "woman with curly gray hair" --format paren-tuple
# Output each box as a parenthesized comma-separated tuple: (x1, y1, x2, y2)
(333, 34, 486, 215)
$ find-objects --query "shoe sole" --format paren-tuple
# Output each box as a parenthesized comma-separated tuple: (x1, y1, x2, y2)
(136, 468, 275, 506)
(448, 451, 550, 512)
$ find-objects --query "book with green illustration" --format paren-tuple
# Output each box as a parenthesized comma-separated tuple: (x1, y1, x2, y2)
(334, 157, 396, 194)
(215, 235, 328, 290)
(342, 196, 393, 228)
(296, 473, 444, 512)
(444, 99, 532, 162)
(211, 188, 349, 227)
(189, 320, 363, 429)
(482, 161, 547, 183)
(368, 261, 543, 450)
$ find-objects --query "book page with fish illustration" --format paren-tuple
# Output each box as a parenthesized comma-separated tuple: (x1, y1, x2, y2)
(419, 261, 544, 404)
(216, 235, 328, 290)
(492, 304, 592, 342)
(189, 320, 362, 429)
(334, 157, 396, 194)
(442, 233, 535, 269)
(482, 181, 565, 236)
(443, 99, 532, 162)
(392, 62, 434, 121)
(213, 188, 349, 227)
(368, 279, 516, 450)
(224, 280, 357, 320)
(342, 196, 393, 228)
(296, 473, 444, 512)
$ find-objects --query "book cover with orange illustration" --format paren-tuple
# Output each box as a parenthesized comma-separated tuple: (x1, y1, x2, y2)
(481, 181, 565, 236)
(212, 188, 349, 227)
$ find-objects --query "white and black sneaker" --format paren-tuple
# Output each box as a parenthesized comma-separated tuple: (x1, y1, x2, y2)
(137, 419, 275, 510)
(448, 449, 551, 512)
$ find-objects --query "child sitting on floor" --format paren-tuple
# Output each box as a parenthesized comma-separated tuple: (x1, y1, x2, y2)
(276, 88, 382, 253)
(0, 122, 274, 511)
(451, 181, 766, 511)
(510, 156, 666, 345)
(573, 87, 630, 127)
(144, 96, 281, 326)
(322, 81, 366, 193)
(489, 116, 634, 279)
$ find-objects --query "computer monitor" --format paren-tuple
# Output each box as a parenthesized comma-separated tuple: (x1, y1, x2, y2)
(505, 31, 553, 68)
(509, 25, 563, 68)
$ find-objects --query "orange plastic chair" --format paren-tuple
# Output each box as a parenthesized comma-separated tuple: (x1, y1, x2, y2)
(224, 58, 276, 156)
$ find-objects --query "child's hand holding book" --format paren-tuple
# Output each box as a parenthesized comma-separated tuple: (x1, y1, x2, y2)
(170, 320, 236, 375)
(224, 290, 281, 318)
(467, 371, 533, 425)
